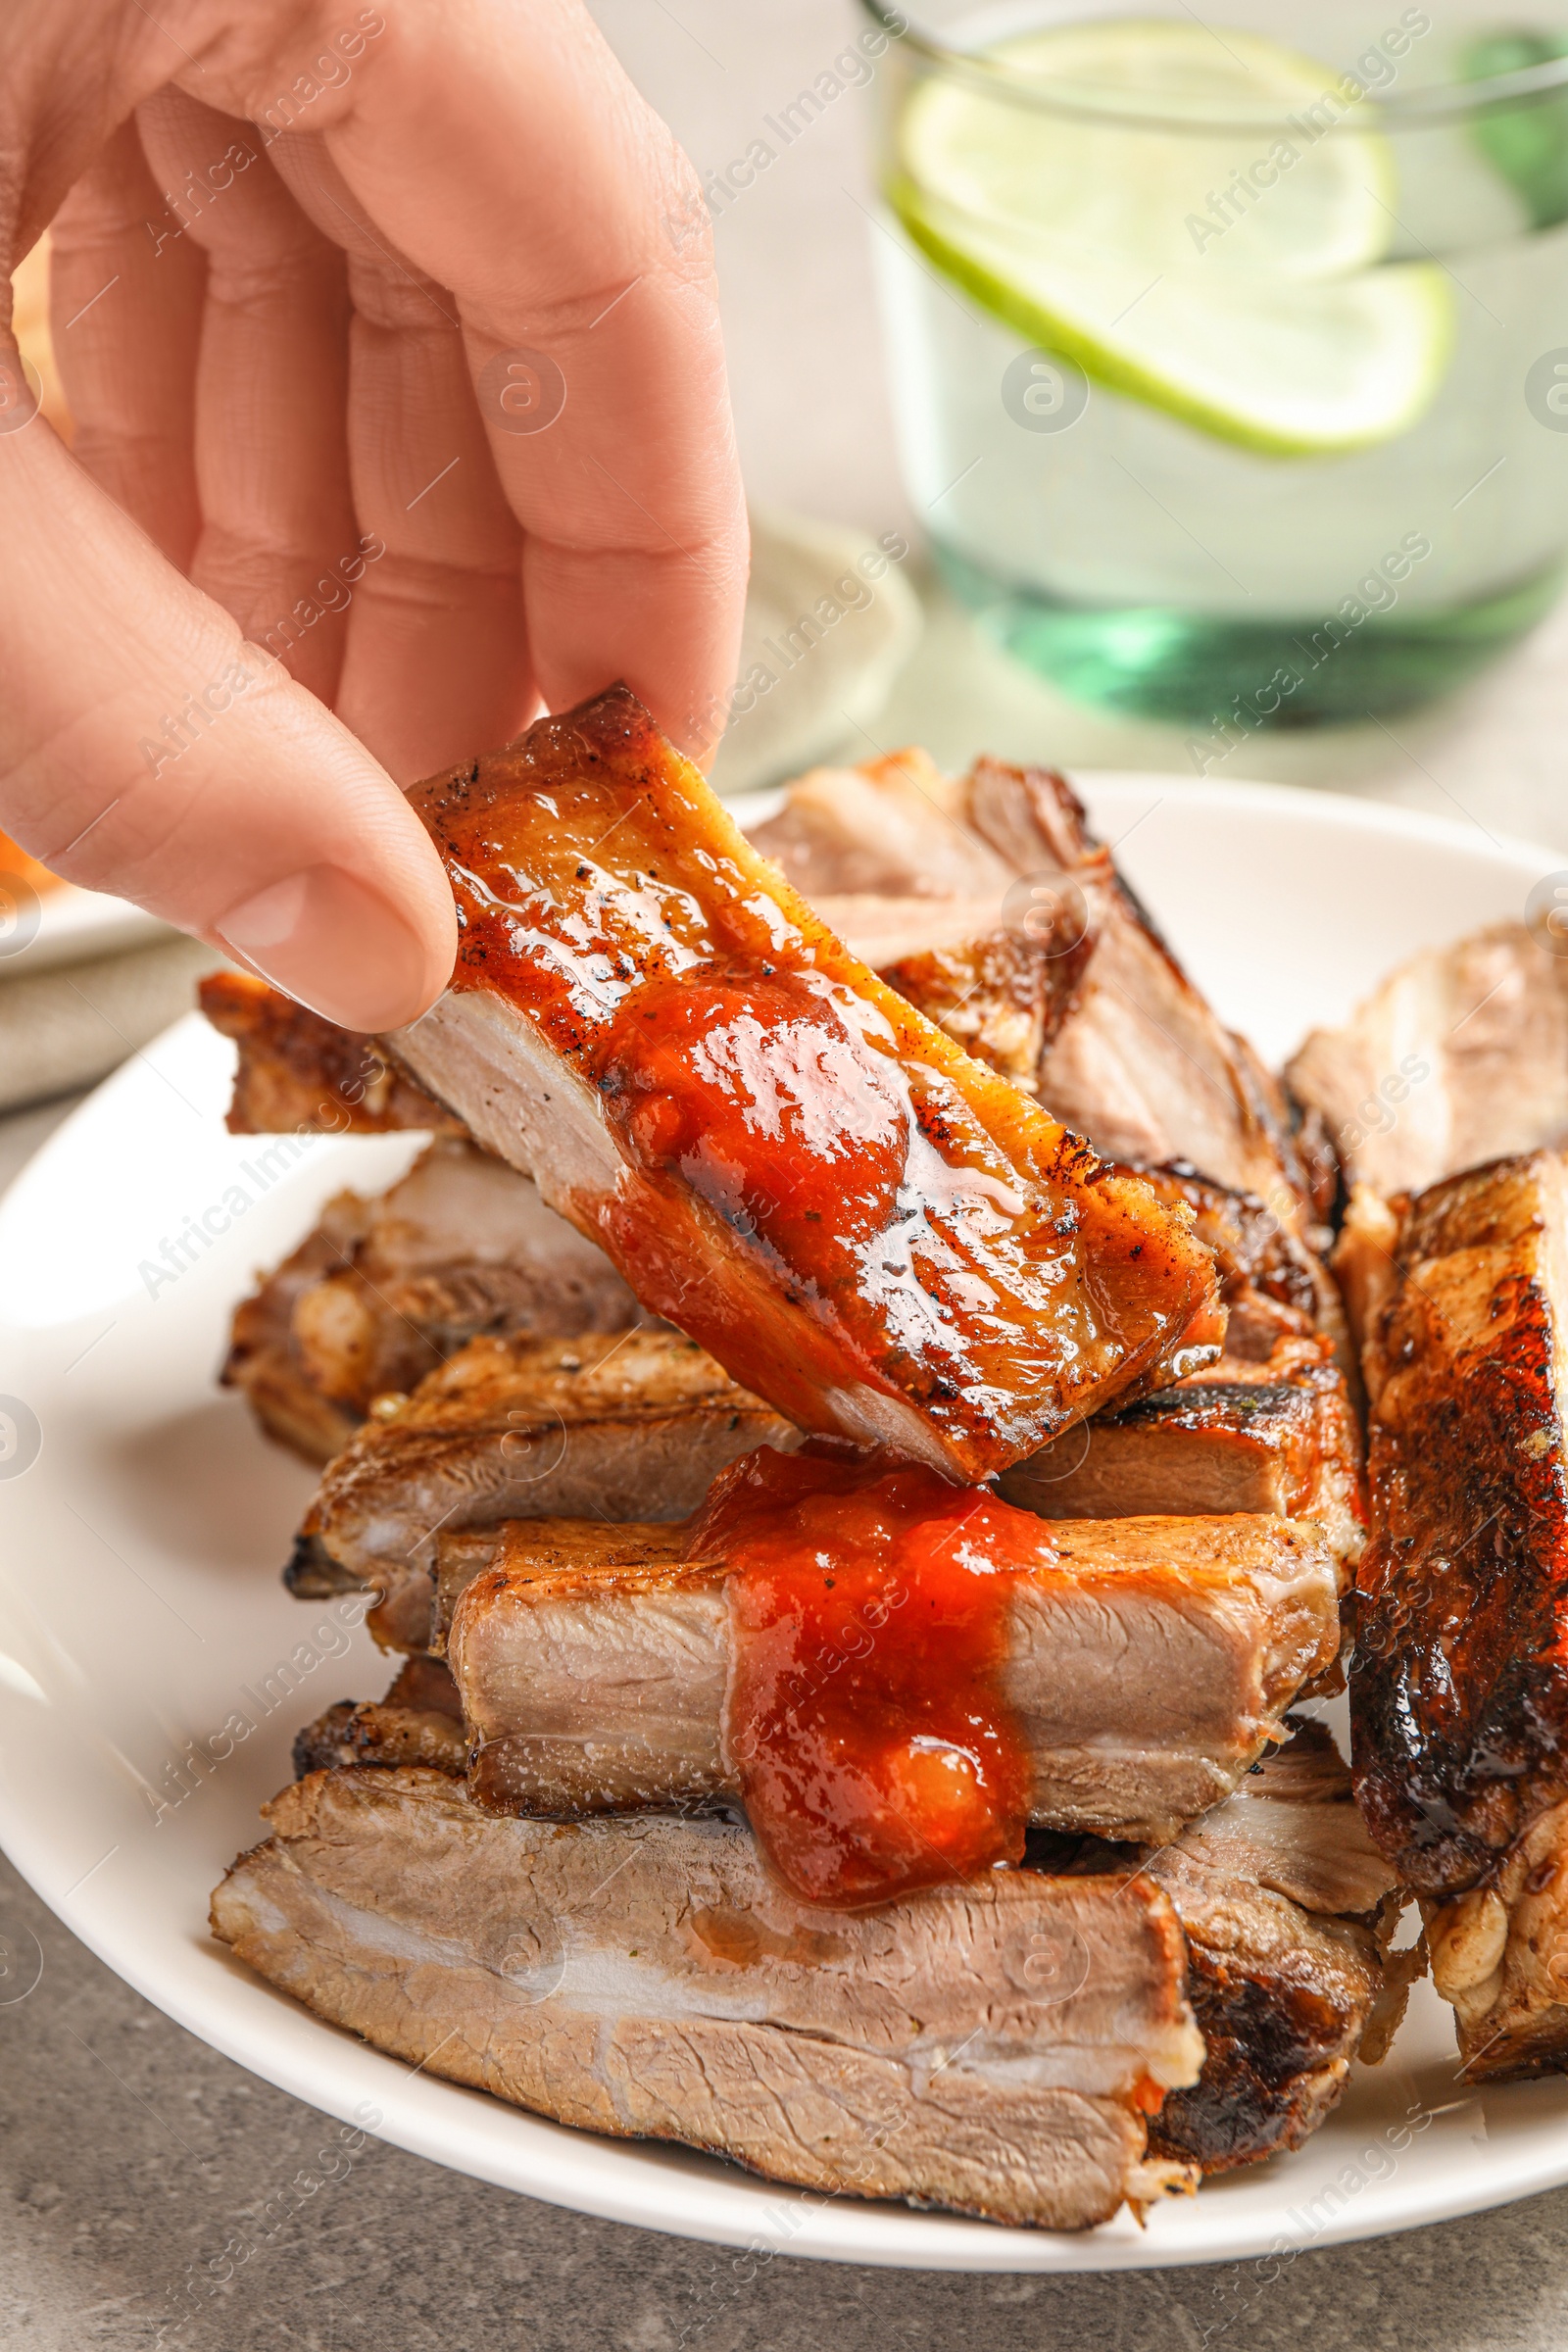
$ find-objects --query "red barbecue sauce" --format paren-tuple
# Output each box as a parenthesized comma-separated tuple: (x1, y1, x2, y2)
(592, 963, 914, 1299)
(691, 1447, 1043, 1908)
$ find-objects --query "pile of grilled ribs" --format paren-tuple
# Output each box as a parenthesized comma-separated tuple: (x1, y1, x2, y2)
(203, 685, 1568, 2230)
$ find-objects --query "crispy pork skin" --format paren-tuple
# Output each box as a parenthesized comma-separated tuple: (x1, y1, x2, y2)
(289, 1330, 797, 1651)
(1352, 1149, 1568, 2077)
(388, 687, 1220, 1480)
(228, 1140, 639, 1457)
(212, 1766, 1202, 2229)
(1287, 923, 1568, 1199)
(446, 1510, 1338, 1841)
(1002, 1334, 1365, 1572)
(201, 971, 461, 1136)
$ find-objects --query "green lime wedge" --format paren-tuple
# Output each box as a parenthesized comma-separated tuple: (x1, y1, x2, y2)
(894, 19, 1454, 455)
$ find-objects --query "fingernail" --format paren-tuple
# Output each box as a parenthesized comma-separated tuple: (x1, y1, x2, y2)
(215, 864, 438, 1031)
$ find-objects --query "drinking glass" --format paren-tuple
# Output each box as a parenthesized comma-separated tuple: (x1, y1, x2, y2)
(862, 0, 1568, 743)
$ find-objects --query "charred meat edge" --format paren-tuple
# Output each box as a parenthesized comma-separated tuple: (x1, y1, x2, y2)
(1137, 1721, 1400, 2172)
(1351, 1150, 1568, 2080)
(200, 970, 461, 1137)
(1003, 1331, 1365, 1575)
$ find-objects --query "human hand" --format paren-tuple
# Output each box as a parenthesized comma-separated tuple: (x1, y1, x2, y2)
(0, 0, 747, 1028)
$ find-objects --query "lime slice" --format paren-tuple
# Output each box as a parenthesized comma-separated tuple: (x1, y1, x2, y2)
(894, 19, 1453, 455)
(897, 185, 1452, 456)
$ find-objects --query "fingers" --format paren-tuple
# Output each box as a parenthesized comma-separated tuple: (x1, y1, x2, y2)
(0, 416, 456, 1028)
(279, 0, 748, 760)
(2, 0, 747, 1050)
(265, 135, 530, 784)
(134, 88, 359, 708)
(46, 117, 205, 568)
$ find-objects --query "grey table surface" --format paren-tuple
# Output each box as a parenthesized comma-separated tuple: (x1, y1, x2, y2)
(11, 4, 1568, 2345)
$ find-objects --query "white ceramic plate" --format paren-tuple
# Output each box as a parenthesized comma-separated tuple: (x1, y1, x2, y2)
(1, 872, 172, 977)
(4, 775, 1568, 2276)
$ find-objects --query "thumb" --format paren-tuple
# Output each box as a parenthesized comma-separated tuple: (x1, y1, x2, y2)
(0, 383, 457, 1031)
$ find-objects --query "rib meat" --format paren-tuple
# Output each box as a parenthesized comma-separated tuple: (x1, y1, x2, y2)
(1134, 1163, 1326, 1357)
(1350, 1150, 1568, 2077)
(212, 1765, 1203, 2230)
(446, 1505, 1338, 1842)
(1287, 923, 1568, 1199)
(387, 686, 1221, 1479)
(878, 918, 1097, 1101)
(1002, 1332, 1365, 1572)
(757, 749, 1319, 1239)
(294, 1655, 467, 1779)
(222, 1185, 368, 1463)
(287, 1329, 796, 1652)
(966, 760, 1316, 1221)
(746, 747, 1002, 902)
(1142, 1721, 1398, 2170)
(201, 970, 462, 1137)
(226, 1139, 639, 1460)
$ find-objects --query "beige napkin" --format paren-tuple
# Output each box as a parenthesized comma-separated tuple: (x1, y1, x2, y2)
(0, 935, 223, 1116)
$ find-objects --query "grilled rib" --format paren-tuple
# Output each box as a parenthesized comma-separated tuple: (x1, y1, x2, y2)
(226, 1139, 640, 1461)
(1350, 1148, 1568, 2078)
(386, 686, 1220, 1479)
(211, 1765, 1203, 2230)
(1287, 922, 1568, 1199)
(201, 969, 462, 1137)
(222, 1184, 368, 1463)
(287, 1329, 796, 1651)
(281, 1679, 1397, 2182)
(1002, 1332, 1365, 1572)
(443, 1507, 1338, 1843)
(292, 1654, 467, 1780)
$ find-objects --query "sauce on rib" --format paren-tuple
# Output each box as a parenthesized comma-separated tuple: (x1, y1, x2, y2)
(595, 965, 909, 1291)
(693, 1446, 1039, 1906)
(403, 690, 1223, 1478)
